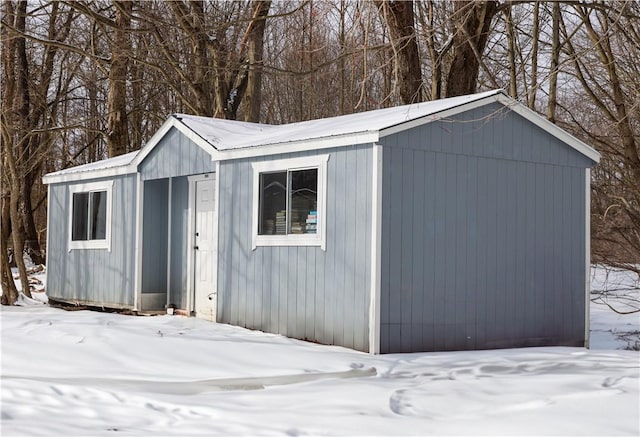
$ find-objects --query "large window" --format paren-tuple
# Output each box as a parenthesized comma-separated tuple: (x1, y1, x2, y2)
(252, 155, 328, 249)
(68, 181, 113, 250)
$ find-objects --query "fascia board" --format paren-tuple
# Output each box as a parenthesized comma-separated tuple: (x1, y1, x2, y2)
(42, 165, 133, 184)
(129, 116, 219, 167)
(128, 117, 178, 168)
(215, 131, 379, 161)
(170, 118, 220, 160)
(379, 92, 601, 164)
(494, 94, 601, 163)
(379, 93, 503, 138)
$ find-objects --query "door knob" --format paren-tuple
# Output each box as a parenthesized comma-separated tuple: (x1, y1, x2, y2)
(194, 246, 199, 250)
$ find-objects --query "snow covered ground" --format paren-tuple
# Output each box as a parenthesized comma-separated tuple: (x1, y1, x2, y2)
(1, 265, 639, 436)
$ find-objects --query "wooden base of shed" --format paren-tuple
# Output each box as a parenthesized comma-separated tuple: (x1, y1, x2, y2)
(48, 298, 164, 316)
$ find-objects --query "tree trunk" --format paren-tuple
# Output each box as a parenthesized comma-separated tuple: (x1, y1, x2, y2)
(504, 4, 517, 98)
(6, 147, 31, 297)
(377, 0, 423, 104)
(107, 0, 132, 157)
(0, 167, 19, 305)
(21, 168, 44, 265)
(445, 0, 498, 97)
(3, 0, 31, 298)
(528, 0, 540, 109)
(243, 0, 271, 122)
(546, 1, 560, 123)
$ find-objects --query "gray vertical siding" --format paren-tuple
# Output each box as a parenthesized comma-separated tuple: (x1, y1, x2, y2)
(379, 103, 591, 353)
(217, 144, 373, 352)
(169, 176, 189, 309)
(139, 127, 215, 180)
(141, 179, 168, 307)
(46, 174, 137, 307)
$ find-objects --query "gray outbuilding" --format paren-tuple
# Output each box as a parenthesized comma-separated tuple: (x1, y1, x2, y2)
(43, 90, 600, 353)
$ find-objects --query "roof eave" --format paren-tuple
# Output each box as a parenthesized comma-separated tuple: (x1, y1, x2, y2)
(379, 91, 600, 164)
(214, 130, 380, 160)
(42, 164, 135, 184)
(379, 91, 504, 138)
(493, 94, 601, 163)
(129, 115, 219, 168)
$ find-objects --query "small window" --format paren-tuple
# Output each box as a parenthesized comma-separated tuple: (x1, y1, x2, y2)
(258, 168, 318, 236)
(68, 181, 113, 250)
(252, 156, 328, 249)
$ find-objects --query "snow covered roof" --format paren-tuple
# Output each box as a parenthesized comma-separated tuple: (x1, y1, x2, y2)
(174, 90, 502, 150)
(43, 89, 600, 184)
(43, 150, 139, 182)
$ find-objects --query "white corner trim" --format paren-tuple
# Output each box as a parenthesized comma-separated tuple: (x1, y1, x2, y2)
(585, 168, 591, 348)
(166, 177, 173, 309)
(133, 173, 143, 311)
(185, 176, 196, 314)
(212, 162, 221, 320)
(67, 180, 114, 252)
(251, 155, 329, 250)
(44, 184, 51, 289)
(251, 162, 259, 251)
(369, 143, 383, 354)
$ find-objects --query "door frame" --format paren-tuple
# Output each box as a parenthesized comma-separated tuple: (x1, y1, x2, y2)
(186, 169, 219, 317)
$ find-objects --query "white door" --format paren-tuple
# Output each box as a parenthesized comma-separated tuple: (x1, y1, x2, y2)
(193, 176, 216, 321)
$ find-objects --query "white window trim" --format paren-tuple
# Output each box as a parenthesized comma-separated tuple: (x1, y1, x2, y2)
(251, 155, 329, 250)
(68, 180, 113, 251)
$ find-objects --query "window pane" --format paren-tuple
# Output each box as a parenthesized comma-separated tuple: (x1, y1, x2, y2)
(71, 192, 89, 241)
(90, 191, 107, 240)
(289, 169, 318, 234)
(259, 172, 287, 235)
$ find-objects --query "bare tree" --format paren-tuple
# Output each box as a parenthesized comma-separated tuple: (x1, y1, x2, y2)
(376, 0, 424, 104)
(559, 1, 640, 271)
(1, 0, 77, 303)
(106, 0, 133, 157)
(446, 0, 498, 97)
(546, 1, 561, 122)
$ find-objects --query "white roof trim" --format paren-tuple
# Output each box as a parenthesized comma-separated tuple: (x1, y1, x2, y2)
(43, 90, 599, 185)
(43, 165, 133, 184)
(42, 151, 138, 184)
(129, 116, 218, 167)
(494, 94, 600, 163)
(44, 117, 221, 185)
(380, 92, 600, 163)
(379, 94, 501, 138)
(214, 131, 379, 161)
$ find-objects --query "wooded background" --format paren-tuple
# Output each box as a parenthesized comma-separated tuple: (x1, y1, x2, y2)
(2, 0, 639, 304)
